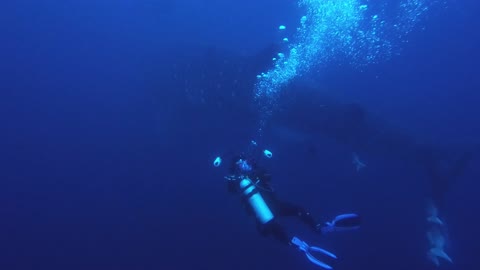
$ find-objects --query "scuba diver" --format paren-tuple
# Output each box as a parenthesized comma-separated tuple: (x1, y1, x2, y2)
(423, 150, 473, 214)
(422, 150, 473, 266)
(217, 149, 361, 269)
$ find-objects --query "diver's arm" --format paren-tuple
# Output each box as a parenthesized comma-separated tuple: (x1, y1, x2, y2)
(254, 168, 274, 192)
(227, 181, 237, 193)
(254, 178, 274, 193)
(226, 176, 239, 193)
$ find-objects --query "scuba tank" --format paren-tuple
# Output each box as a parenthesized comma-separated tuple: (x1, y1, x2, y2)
(239, 177, 274, 224)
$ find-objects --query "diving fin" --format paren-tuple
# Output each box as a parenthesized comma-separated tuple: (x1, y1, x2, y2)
(427, 216, 444, 225)
(320, 213, 361, 233)
(291, 236, 337, 269)
(428, 247, 453, 265)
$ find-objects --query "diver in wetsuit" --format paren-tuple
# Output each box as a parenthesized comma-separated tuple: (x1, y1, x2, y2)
(424, 151, 473, 213)
(224, 154, 361, 269)
(422, 150, 474, 266)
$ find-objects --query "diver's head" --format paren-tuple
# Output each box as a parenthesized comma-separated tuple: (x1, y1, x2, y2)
(236, 159, 253, 173)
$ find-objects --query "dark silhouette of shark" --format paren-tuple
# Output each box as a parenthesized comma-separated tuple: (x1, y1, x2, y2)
(267, 84, 476, 211)
(155, 43, 476, 212)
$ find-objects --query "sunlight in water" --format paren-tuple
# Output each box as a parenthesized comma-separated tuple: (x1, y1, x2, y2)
(253, 0, 436, 133)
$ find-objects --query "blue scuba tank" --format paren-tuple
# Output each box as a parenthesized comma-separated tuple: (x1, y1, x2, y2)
(239, 177, 274, 224)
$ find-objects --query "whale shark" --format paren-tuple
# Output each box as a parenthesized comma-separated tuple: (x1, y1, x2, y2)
(159, 44, 476, 195)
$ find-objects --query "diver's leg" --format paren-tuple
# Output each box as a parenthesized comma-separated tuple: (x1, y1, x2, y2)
(273, 198, 361, 234)
(261, 219, 340, 269)
(275, 200, 318, 231)
(425, 151, 473, 212)
(259, 220, 292, 245)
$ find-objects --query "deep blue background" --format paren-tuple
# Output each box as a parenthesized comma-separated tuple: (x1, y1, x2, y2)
(0, 1, 479, 269)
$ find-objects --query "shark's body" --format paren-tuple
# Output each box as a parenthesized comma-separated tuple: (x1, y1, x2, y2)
(159, 44, 475, 210)
(156, 44, 475, 267)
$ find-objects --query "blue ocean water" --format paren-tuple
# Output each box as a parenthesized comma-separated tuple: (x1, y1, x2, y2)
(0, 1, 479, 270)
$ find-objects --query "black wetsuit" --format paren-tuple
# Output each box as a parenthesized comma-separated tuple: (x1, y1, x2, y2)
(424, 150, 473, 212)
(227, 157, 319, 245)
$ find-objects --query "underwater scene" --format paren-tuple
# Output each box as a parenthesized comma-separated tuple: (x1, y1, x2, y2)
(1, 0, 479, 269)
